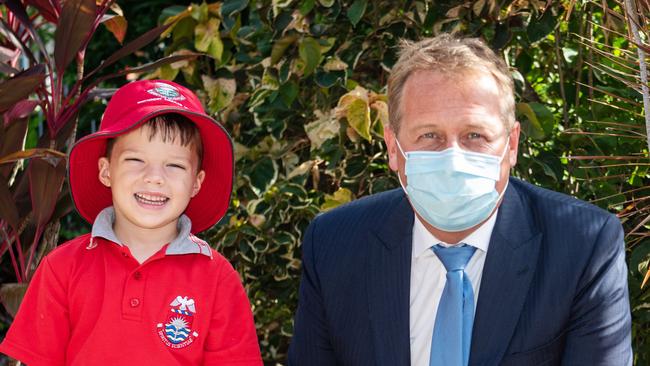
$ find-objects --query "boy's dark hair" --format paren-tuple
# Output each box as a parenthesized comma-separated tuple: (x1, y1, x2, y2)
(105, 113, 204, 168)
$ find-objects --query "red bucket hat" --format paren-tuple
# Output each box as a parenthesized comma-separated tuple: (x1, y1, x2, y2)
(69, 80, 233, 233)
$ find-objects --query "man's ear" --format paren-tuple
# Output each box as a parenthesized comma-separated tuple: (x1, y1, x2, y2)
(191, 170, 206, 197)
(508, 121, 521, 167)
(98, 157, 111, 187)
(384, 126, 400, 172)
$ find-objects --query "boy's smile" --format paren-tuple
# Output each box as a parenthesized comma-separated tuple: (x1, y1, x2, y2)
(97, 125, 205, 249)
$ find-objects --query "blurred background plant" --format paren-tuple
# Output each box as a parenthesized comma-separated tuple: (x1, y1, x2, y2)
(0, 0, 195, 336)
(2, 0, 650, 364)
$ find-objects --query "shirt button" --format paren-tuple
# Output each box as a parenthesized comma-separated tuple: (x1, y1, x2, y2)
(130, 298, 140, 307)
(133, 271, 142, 280)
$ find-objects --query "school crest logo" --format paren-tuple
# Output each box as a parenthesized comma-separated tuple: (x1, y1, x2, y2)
(157, 296, 198, 349)
(147, 82, 186, 101)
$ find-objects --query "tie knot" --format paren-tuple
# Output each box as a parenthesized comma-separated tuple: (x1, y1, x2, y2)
(432, 244, 476, 272)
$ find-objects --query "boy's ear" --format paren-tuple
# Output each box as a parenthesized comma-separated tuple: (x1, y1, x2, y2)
(98, 157, 111, 187)
(191, 170, 206, 197)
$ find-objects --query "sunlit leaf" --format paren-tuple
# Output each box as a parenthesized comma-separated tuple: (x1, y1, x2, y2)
(202, 75, 236, 112)
(103, 15, 127, 44)
(346, 99, 371, 141)
(305, 110, 339, 149)
(195, 18, 224, 60)
(321, 188, 354, 211)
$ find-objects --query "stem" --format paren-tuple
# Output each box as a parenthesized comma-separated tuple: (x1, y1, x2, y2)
(625, 0, 650, 154)
(554, 27, 569, 128)
(24, 226, 43, 282)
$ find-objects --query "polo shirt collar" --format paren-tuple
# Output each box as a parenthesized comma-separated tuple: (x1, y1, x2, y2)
(91, 207, 212, 258)
(412, 209, 497, 259)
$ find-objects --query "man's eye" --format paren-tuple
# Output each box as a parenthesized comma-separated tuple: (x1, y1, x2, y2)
(467, 132, 482, 140)
(422, 132, 437, 139)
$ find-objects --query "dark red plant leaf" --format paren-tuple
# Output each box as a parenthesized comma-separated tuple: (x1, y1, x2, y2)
(0, 174, 20, 230)
(0, 283, 28, 317)
(4, 0, 48, 61)
(102, 15, 127, 44)
(54, 0, 97, 74)
(85, 22, 173, 80)
(0, 64, 45, 113)
(24, 0, 60, 23)
(0, 115, 29, 178)
(28, 157, 66, 229)
(4, 100, 39, 126)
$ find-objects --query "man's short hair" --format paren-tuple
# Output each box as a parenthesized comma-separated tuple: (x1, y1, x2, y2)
(387, 34, 515, 134)
(105, 113, 204, 168)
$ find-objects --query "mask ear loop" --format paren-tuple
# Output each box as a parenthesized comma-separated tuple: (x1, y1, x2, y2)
(393, 138, 409, 191)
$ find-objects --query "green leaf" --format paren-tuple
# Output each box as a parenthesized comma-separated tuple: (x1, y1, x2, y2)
(221, 0, 249, 18)
(202, 75, 236, 112)
(347, 98, 371, 141)
(346, 0, 367, 27)
(516, 102, 554, 140)
(298, 37, 322, 76)
(299, 0, 316, 14)
(248, 157, 279, 196)
(279, 81, 299, 107)
(527, 10, 557, 43)
(54, 0, 97, 73)
(318, 0, 335, 7)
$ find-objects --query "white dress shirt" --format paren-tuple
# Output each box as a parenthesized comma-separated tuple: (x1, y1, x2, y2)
(409, 211, 498, 366)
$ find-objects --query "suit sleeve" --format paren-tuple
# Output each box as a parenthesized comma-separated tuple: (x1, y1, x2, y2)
(202, 260, 262, 366)
(0, 256, 69, 366)
(561, 214, 633, 366)
(288, 217, 338, 365)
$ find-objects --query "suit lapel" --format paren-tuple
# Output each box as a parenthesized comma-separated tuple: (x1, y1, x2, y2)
(367, 191, 414, 366)
(469, 182, 542, 365)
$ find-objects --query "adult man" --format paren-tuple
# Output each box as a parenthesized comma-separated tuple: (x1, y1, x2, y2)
(288, 34, 632, 365)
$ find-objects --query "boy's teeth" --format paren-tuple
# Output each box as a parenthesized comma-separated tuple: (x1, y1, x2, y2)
(135, 193, 168, 204)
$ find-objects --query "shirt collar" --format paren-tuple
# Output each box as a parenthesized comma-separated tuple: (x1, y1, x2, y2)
(91, 207, 212, 258)
(412, 209, 498, 259)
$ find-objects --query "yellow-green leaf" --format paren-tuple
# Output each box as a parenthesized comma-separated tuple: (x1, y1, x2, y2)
(271, 35, 298, 65)
(347, 98, 371, 141)
(321, 188, 354, 211)
(202, 75, 236, 113)
(195, 18, 223, 60)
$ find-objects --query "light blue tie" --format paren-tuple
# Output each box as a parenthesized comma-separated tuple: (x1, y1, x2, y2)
(429, 244, 477, 366)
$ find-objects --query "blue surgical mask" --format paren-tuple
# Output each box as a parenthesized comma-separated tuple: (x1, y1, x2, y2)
(395, 139, 509, 232)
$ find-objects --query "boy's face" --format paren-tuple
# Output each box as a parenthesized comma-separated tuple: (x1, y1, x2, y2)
(97, 125, 205, 234)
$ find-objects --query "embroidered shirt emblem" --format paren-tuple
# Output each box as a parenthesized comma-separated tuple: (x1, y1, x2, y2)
(157, 295, 198, 349)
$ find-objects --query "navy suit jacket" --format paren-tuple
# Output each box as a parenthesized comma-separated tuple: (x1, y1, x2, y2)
(288, 178, 632, 365)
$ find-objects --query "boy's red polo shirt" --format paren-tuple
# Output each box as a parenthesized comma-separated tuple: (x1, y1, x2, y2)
(0, 208, 262, 366)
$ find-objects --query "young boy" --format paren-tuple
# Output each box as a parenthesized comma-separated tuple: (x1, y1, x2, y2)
(0, 80, 263, 365)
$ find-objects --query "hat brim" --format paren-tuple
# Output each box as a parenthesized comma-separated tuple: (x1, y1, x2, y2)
(69, 107, 234, 233)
